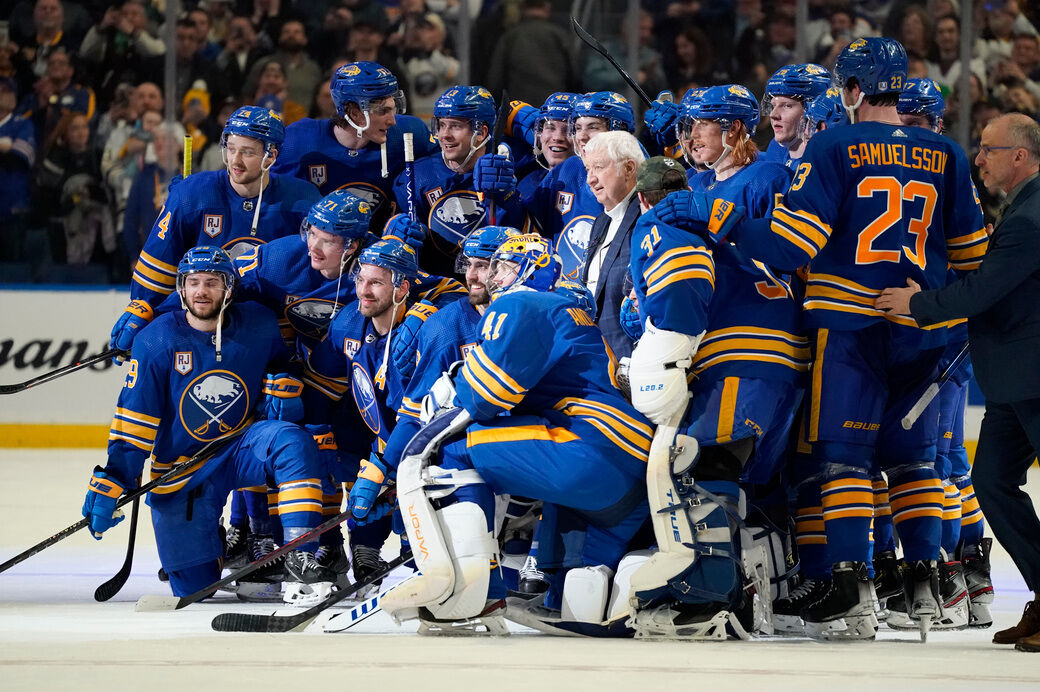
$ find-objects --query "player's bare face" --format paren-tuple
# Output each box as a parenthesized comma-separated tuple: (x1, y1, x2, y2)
(770, 95, 805, 147)
(306, 225, 347, 278)
(463, 257, 492, 306)
(182, 273, 227, 321)
(224, 135, 267, 187)
(539, 119, 572, 166)
(684, 119, 724, 166)
(437, 117, 477, 166)
(356, 96, 398, 145)
(572, 117, 609, 158)
(355, 264, 399, 318)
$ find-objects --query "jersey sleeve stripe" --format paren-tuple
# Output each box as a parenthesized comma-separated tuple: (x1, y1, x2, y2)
(646, 267, 715, 296)
(115, 407, 161, 426)
(108, 431, 154, 451)
(139, 250, 178, 273)
(110, 418, 159, 442)
(462, 362, 515, 412)
(466, 350, 525, 406)
(645, 247, 711, 280)
(947, 229, 989, 248)
(646, 253, 715, 286)
(472, 346, 526, 396)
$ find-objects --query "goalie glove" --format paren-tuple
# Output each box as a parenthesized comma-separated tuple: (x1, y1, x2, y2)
(420, 361, 463, 423)
(628, 317, 703, 425)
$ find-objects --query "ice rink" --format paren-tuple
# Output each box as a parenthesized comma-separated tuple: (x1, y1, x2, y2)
(2, 449, 1040, 691)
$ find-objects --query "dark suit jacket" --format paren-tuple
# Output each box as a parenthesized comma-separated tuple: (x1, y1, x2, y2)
(580, 195, 641, 360)
(911, 174, 1040, 404)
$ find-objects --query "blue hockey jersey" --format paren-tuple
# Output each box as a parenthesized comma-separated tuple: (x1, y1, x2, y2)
(688, 159, 793, 218)
(130, 171, 321, 308)
(271, 115, 437, 230)
(630, 206, 809, 384)
(106, 302, 293, 493)
(732, 122, 988, 342)
(528, 155, 603, 278)
(759, 139, 798, 168)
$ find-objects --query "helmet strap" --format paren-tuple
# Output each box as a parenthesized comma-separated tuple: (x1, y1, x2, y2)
(844, 91, 865, 125)
(345, 109, 371, 139)
(706, 130, 735, 171)
(249, 152, 270, 236)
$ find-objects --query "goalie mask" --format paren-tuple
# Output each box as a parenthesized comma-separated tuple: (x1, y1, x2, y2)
(488, 234, 562, 295)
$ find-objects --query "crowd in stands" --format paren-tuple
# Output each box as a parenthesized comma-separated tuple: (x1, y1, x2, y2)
(0, 0, 1038, 284)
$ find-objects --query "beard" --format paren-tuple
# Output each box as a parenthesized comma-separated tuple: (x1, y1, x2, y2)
(358, 295, 394, 318)
(186, 298, 223, 320)
(467, 284, 489, 307)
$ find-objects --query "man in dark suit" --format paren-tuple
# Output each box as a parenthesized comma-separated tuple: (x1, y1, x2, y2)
(578, 130, 645, 360)
(877, 112, 1040, 652)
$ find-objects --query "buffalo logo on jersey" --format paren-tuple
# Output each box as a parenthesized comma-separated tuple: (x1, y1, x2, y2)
(429, 190, 487, 243)
(285, 298, 339, 340)
(334, 182, 388, 215)
(556, 215, 595, 279)
(179, 371, 251, 441)
(222, 237, 265, 260)
(351, 363, 382, 434)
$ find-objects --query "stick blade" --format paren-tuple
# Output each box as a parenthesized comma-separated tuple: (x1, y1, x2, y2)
(211, 611, 307, 633)
(94, 576, 128, 602)
(135, 595, 184, 612)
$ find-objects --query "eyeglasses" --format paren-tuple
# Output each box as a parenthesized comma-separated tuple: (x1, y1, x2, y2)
(978, 144, 1018, 157)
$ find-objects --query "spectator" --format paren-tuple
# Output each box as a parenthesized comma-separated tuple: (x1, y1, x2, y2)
(252, 58, 307, 125)
(897, 5, 932, 62)
(188, 7, 223, 64)
(198, 0, 235, 46)
(15, 47, 95, 147)
(122, 121, 185, 266)
(580, 9, 665, 103)
(102, 106, 162, 216)
(215, 15, 265, 101)
(400, 13, 460, 122)
(487, 0, 579, 106)
(78, 0, 165, 109)
(244, 19, 321, 113)
(663, 24, 716, 92)
(249, 0, 296, 55)
(1012, 33, 1040, 82)
(9, 0, 86, 84)
(0, 76, 37, 262)
(927, 14, 987, 96)
(153, 18, 228, 110)
(94, 81, 134, 158)
(312, 0, 391, 67)
(309, 78, 336, 119)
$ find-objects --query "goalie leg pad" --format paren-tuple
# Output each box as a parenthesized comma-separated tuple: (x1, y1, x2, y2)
(421, 500, 499, 622)
(561, 565, 613, 623)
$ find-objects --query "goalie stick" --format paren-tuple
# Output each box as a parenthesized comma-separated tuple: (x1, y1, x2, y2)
(135, 508, 356, 611)
(0, 427, 244, 575)
(211, 549, 413, 633)
(0, 347, 126, 395)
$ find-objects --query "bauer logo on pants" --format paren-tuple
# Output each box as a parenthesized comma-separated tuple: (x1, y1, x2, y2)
(179, 370, 250, 441)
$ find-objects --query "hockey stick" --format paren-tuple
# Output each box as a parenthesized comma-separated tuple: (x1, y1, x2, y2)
(211, 549, 413, 633)
(0, 348, 126, 395)
(135, 508, 355, 611)
(93, 478, 142, 602)
(484, 89, 511, 226)
(0, 428, 244, 575)
(570, 17, 652, 107)
(901, 342, 969, 430)
(403, 132, 417, 221)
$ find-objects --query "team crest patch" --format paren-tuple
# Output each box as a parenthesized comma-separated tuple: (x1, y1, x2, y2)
(285, 298, 338, 340)
(429, 190, 486, 243)
(351, 363, 381, 434)
(174, 352, 193, 375)
(203, 214, 223, 238)
(555, 191, 574, 215)
(309, 164, 328, 187)
(343, 338, 361, 360)
(179, 370, 250, 441)
(460, 342, 477, 360)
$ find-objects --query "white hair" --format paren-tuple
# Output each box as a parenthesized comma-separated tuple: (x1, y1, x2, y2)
(583, 130, 646, 173)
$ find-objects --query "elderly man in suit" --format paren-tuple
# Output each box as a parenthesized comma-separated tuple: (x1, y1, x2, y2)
(877, 112, 1040, 652)
(578, 130, 646, 360)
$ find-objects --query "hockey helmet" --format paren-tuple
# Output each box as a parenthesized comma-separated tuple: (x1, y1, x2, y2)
(556, 279, 596, 319)
(301, 190, 374, 244)
(570, 91, 636, 133)
(682, 84, 761, 136)
(489, 234, 562, 294)
(177, 246, 236, 293)
(432, 85, 497, 133)
(834, 37, 908, 96)
(897, 78, 945, 130)
(455, 225, 522, 272)
(765, 64, 832, 101)
(330, 61, 407, 116)
(221, 106, 284, 153)
(351, 238, 419, 287)
(538, 92, 579, 126)
(804, 87, 851, 134)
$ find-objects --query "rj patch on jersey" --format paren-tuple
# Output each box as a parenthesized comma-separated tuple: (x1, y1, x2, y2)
(203, 214, 224, 238)
(555, 191, 574, 215)
(309, 164, 328, 187)
(174, 352, 193, 375)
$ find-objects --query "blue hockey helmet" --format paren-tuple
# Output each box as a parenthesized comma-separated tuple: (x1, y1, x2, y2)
(455, 225, 522, 272)
(352, 238, 419, 287)
(766, 64, 832, 101)
(489, 234, 562, 294)
(221, 106, 284, 153)
(897, 78, 945, 130)
(433, 85, 497, 133)
(556, 279, 596, 319)
(177, 245, 236, 293)
(330, 61, 406, 116)
(804, 87, 850, 135)
(539, 92, 579, 124)
(570, 91, 636, 133)
(683, 84, 761, 135)
(301, 190, 374, 244)
(834, 37, 908, 96)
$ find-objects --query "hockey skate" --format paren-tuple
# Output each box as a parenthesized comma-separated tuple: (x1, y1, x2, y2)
(222, 523, 249, 571)
(283, 549, 337, 607)
(235, 535, 285, 602)
(351, 544, 388, 599)
(887, 560, 969, 632)
(800, 561, 878, 640)
(630, 593, 754, 641)
(872, 550, 902, 610)
(513, 555, 549, 599)
(772, 578, 829, 634)
(417, 598, 510, 636)
(315, 543, 351, 590)
(961, 538, 994, 628)
(889, 559, 942, 642)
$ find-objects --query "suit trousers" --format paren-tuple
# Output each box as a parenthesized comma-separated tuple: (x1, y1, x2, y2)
(972, 398, 1040, 592)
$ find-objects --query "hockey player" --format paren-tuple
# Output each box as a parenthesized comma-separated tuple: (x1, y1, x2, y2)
(83, 246, 335, 603)
(512, 92, 579, 205)
(391, 85, 529, 278)
(802, 87, 851, 142)
(760, 64, 833, 168)
(110, 106, 321, 355)
(348, 234, 653, 635)
(622, 157, 808, 640)
(664, 37, 989, 641)
(675, 84, 793, 216)
(897, 78, 945, 133)
(528, 91, 637, 278)
(270, 62, 439, 231)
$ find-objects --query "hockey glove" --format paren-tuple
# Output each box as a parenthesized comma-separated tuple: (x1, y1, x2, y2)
(653, 190, 745, 244)
(391, 300, 438, 379)
(473, 153, 517, 198)
(507, 99, 539, 147)
(261, 373, 305, 422)
(305, 423, 339, 475)
(110, 300, 155, 361)
(349, 456, 388, 522)
(620, 295, 644, 342)
(383, 213, 426, 254)
(420, 361, 463, 423)
(628, 318, 702, 425)
(82, 467, 126, 539)
(643, 94, 681, 148)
